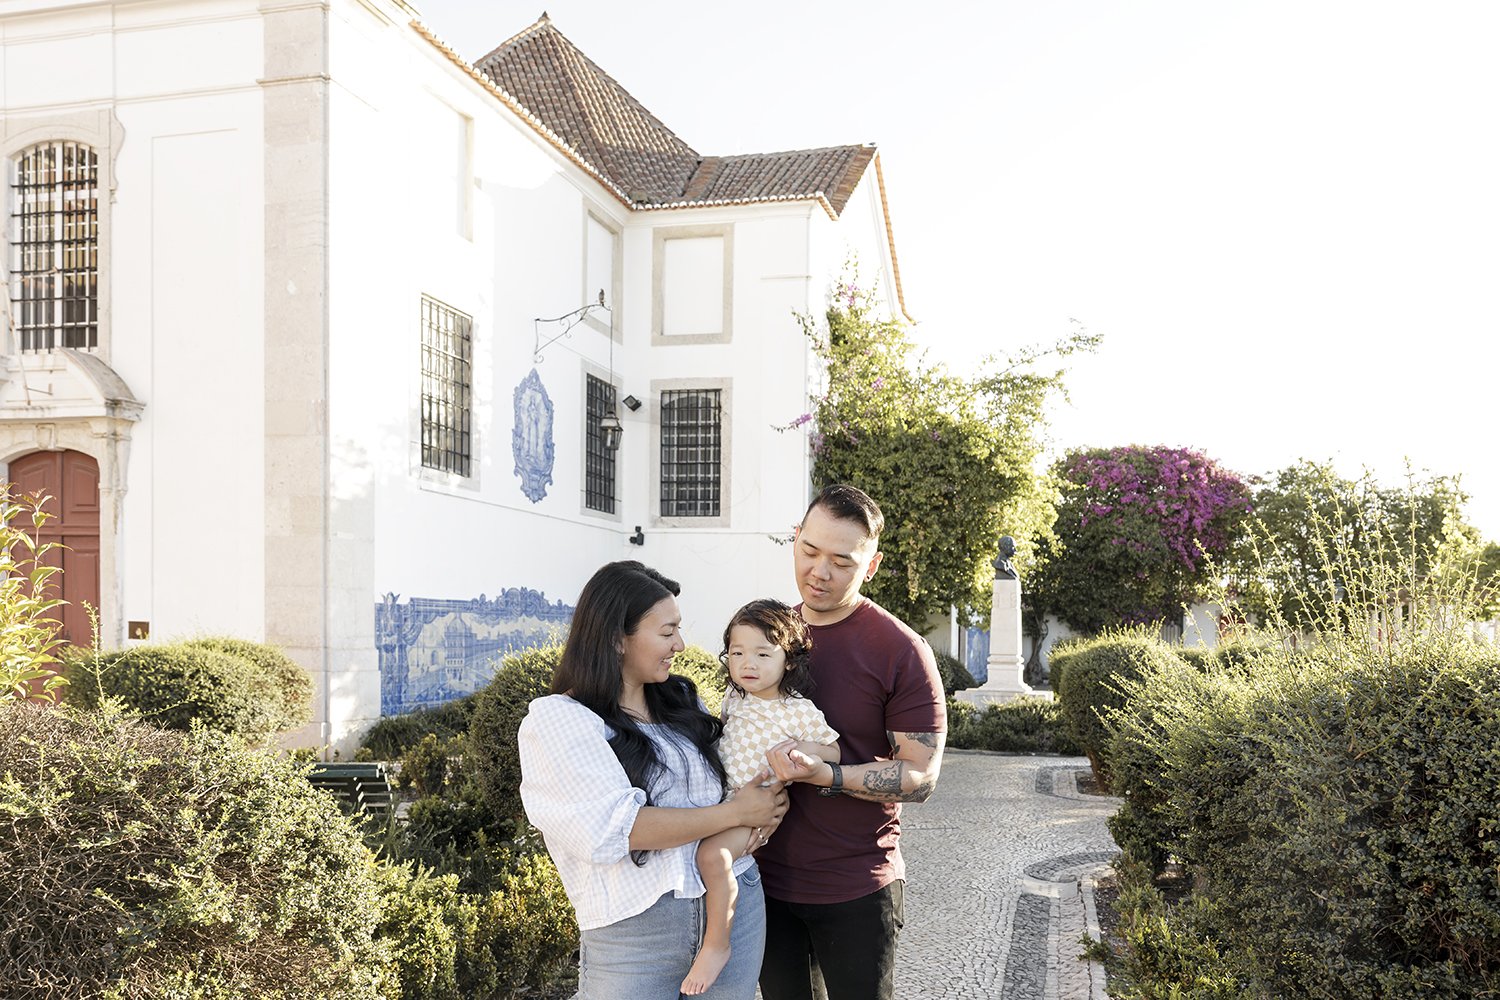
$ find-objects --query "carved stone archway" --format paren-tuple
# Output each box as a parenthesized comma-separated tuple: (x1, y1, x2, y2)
(0, 349, 142, 648)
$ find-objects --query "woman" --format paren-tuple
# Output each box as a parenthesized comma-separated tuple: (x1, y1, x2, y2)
(519, 561, 787, 999)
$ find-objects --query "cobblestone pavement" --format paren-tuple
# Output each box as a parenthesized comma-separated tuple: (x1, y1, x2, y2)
(895, 750, 1120, 1000)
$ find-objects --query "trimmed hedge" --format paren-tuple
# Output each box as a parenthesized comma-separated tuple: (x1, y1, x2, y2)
(468, 644, 564, 831)
(946, 696, 1081, 755)
(1049, 630, 1186, 783)
(668, 644, 728, 716)
(361, 694, 477, 761)
(934, 651, 978, 696)
(0, 702, 388, 999)
(64, 637, 312, 739)
(1108, 633, 1500, 998)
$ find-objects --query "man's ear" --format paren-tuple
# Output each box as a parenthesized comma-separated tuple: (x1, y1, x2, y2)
(865, 550, 884, 581)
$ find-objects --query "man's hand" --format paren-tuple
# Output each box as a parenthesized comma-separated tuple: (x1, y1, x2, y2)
(765, 733, 945, 803)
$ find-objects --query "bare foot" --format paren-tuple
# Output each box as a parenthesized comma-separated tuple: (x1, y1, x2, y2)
(680, 942, 731, 995)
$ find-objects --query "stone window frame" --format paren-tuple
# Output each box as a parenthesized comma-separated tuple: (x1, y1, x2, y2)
(649, 376, 732, 528)
(579, 362, 622, 521)
(651, 223, 733, 346)
(1, 110, 121, 363)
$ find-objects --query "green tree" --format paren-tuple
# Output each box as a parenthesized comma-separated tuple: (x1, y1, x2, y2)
(1231, 460, 1499, 627)
(1025, 445, 1251, 636)
(801, 273, 1093, 629)
(0, 489, 67, 703)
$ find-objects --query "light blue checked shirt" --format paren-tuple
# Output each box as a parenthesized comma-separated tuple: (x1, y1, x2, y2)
(518, 694, 753, 930)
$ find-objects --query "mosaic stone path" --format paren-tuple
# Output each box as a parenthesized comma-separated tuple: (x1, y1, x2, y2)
(896, 751, 1120, 999)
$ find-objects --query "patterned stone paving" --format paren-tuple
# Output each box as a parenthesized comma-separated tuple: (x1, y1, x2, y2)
(896, 752, 1120, 999)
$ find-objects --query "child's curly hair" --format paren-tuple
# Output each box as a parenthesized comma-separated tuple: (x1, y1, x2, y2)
(720, 598, 815, 698)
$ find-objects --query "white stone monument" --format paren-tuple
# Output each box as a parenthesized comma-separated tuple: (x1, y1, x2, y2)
(957, 536, 1041, 706)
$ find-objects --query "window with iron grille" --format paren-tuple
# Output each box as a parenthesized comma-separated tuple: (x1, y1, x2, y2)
(660, 388, 722, 517)
(420, 296, 472, 477)
(585, 374, 617, 513)
(8, 141, 99, 352)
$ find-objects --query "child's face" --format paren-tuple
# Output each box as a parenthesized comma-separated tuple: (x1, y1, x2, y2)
(726, 623, 791, 700)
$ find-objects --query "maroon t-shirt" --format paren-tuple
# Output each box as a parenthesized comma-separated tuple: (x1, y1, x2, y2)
(756, 598, 946, 904)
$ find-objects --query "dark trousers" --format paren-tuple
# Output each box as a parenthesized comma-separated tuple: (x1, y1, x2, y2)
(758, 881, 904, 1000)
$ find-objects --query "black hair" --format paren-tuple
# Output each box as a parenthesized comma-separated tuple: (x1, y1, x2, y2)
(552, 560, 726, 865)
(721, 598, 815, 699)
(803, 483, 885, 540)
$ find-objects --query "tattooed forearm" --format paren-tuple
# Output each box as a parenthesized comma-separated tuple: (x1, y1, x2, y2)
(862, 762, 904, 795)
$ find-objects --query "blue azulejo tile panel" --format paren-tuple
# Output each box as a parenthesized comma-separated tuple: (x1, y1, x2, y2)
(965, 626, 990, 685)
(512, 368, 555, 503)
(376, 589, 574, 716)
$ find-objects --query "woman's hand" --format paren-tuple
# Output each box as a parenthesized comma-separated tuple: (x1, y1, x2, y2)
(727, 771, 787, 829)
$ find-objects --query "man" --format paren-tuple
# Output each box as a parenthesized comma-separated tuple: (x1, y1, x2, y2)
(756, 483, 947, 1000)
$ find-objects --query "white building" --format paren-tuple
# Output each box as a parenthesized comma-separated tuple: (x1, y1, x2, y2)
(0, 1, 911, 750)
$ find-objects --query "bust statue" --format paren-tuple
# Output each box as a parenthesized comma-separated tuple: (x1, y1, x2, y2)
(993, 535, 1018, 580)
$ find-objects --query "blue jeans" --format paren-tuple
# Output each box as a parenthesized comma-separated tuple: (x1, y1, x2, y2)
(577, 862, 766, 1000)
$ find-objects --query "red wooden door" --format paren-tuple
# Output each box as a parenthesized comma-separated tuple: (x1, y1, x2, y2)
(9, 450, 101, 646)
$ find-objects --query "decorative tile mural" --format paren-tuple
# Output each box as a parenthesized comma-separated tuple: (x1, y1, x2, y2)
(965, 626, 990, 684)
(377, 588, 574, 716)
(512, 368, 555, 503)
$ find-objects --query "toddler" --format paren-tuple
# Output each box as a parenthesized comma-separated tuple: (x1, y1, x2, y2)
(681, 599, 840, 995)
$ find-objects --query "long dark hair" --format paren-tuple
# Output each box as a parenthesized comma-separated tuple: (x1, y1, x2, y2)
(722, 598, 815, 698)
(552, 561, 725, 863)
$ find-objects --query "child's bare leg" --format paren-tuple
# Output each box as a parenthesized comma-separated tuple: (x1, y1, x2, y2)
(681, 826, 754, 995)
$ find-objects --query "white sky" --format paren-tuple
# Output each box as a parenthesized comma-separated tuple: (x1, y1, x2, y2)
(414, 1, 1500, 539)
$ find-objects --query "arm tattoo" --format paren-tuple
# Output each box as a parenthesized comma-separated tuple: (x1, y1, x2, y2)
(862, 762, 904, 795)
(904, 731, 940, 749)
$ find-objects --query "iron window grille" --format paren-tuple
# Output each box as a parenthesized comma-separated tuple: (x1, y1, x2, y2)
(660, 388, 722, 517)
(8, 141, 99, 352)
(585, 375, 617, 513)
(420, 295, 473, 477)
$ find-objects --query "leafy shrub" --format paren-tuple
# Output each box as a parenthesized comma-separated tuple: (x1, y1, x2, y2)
(934, 651, 977, 696)
(1108, 631, 1500, 998)
(361, 693, 477, 760)
(374, 852, 577, 1000)
(946, 696, 1080, 754)
(0, 489, 68, 703)
(400, 731, 456, 796)
(65, 637, 312, 738)
(183, 637, 312, 733)
(0, 702, 388, 999)
(468, 644, 563, 831)
(1050, 630, 1185, 783)
(670, 644, 727, 716)
(1111, 858, 1246, 1000)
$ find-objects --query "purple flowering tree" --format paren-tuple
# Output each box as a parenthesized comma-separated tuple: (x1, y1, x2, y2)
(1026, 445, 1251, 635)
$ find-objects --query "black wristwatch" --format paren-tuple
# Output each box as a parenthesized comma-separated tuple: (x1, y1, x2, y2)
(818, 762, 844, 797)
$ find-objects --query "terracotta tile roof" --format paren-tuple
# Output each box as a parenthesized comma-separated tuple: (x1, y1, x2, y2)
(473, 14, 874, 215)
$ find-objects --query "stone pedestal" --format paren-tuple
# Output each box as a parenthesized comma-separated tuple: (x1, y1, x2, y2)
(957, 576, 1039, 705)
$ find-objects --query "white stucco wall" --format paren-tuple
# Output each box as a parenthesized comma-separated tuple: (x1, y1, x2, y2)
(3, 0, 916, 744)
(1, 0, 269, 644)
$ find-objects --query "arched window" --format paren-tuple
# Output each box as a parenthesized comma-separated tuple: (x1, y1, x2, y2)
(8, 141, 98, 352)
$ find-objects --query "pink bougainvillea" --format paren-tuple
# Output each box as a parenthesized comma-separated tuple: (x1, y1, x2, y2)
(1031, 445, 1251, 632)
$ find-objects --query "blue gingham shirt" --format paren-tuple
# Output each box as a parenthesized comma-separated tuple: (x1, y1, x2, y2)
(518, 694, 752, 930)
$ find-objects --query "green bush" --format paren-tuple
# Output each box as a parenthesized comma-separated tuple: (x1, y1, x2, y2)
(946, 697, 1081, 754)
(1050, 630, 1185, 784)
(934, 651, 977, 696)
(468, 644, 563, 831)
(374, 852, 577, 1000)
(1108, 632, 1500, 998)
(0, 702, 388, 999)
(65, 637, 312, 739)
(400, 731, 455, 796)
(361, 694, 477, 760)
(670, 644, 727, 716)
